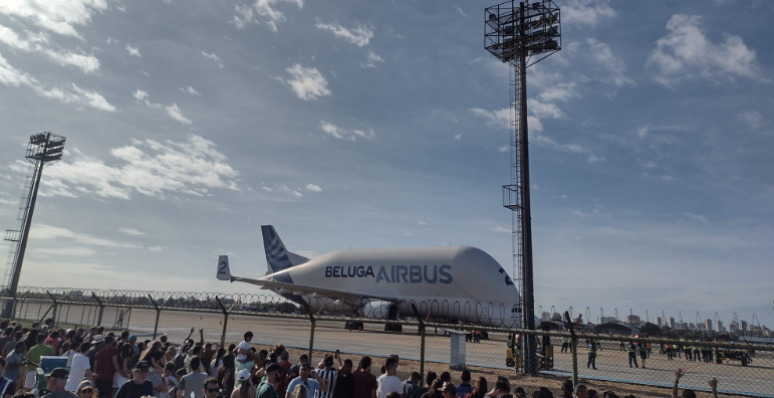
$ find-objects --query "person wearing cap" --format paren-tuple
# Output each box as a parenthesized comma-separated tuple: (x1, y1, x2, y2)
(231, 369, 254, 398)
(41, 368, 77, 398)
(573, 384, 588, 398)
(76, 381, 97, 398)
(285, 363, 327, 398)
(26, 334, 54, 391)
(114, 361, 154, 398)
(177, 357, 208, 398)
(314, 356, 337, 398)
(256, 363, 284, 398)
(66, 342, 94, 392)
(87, 336, 104, 373)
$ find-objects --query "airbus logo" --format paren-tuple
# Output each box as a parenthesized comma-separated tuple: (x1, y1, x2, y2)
(325, 265, 453, 284)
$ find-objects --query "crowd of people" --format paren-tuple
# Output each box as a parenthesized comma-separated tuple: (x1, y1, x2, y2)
(0, 321, 725, 398)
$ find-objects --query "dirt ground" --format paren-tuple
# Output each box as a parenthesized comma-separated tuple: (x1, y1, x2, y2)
(266, 346, 723, 398)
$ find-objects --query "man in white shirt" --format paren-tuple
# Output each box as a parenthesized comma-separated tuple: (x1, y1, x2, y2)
(376, 358, 402, 398)
(66, 342, 94, 391)
(234, 331, 259, 371)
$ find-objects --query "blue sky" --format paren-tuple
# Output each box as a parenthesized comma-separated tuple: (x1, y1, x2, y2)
(0, 0, 772, 329)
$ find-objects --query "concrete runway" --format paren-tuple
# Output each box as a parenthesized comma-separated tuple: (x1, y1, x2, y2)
(28, 305, 774, 397)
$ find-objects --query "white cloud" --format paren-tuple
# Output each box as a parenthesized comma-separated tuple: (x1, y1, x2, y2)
(587, 38, 634, 86)
(33, 247, 97, 257)
(292, 190, 303, 198)
(636, 125, 649, 139)
(202, 51, 225, 68)
(285, 64, 330, 100)
(9, 135, 239, 200)
(361, 51, 384, 68)
(498, 146, 509, 153)
(232, 0, 302, 31)
(738, 111, 767, 132)
(492, 226, 511, 233)
(134, 90, 192, 125)
(231, 4, 258, 28)
(527, 99, 564, 119)
(456, 6, 467, 17)
(468, 108, 510, 129)
(305, 183, 322, 192)
(586, 154, 606, 163)
(118, 228, 145, 236)
(0, 54, 114, 111)
(417, 221, 427, 226)
(125, 44, 141, 57)
(166, 103, 192, 125)
(30, 224, 140, 248)
(681, 212, 708, 223)
(538, 82, 579, 102)
(148, 246, 163, 252)
(648, 14, 763, 86)
(106, 37, 117, 45)
(315, 20, 374, 46)
(319, 121, 374, 141)
(180, 86, 202, 96)
(562, 0, 616, 27)
(0, 23, 100, 73)
(0, 0, 109, 39)
(453, 134, 461, 140)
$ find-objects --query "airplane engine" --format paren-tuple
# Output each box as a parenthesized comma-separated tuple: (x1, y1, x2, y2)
(362, 300, 399, 320)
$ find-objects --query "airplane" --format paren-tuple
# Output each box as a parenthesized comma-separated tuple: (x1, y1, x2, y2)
(217, 225, 521, 329)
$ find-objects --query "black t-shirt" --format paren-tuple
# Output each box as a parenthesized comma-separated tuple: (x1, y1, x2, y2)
(334, 373, 354, 398)
(115, 380, 155, 398)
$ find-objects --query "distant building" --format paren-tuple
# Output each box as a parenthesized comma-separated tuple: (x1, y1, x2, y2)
(601, 316, 618, 324)
(741, 320, 748, 332)
(626, 315, 641, 326)
(716, 320, 724, 333)
(688, 322, 696, 330)
(653, 317, 662, 327)
(668, 317, 676, 329)
(542, 312, 551, 322)
(705, 318, 714, 332)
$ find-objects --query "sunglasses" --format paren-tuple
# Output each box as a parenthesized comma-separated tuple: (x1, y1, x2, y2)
(207, 389, 220, 393)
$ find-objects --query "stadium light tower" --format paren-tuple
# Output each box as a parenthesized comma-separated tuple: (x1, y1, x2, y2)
(484, 0, 561, 375)
(2, 132, 66, 317)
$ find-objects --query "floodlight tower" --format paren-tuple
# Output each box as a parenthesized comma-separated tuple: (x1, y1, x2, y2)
(484, 0, 561, 374)
(2, 132, 66, 317)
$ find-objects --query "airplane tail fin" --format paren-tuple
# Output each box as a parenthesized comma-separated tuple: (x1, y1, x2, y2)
(216, 255, 232, 281)
(261, 225, 308, 274)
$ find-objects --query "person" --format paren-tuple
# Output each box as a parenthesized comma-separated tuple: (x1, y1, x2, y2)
(291, 385, 309, 398)
(177, 357, 208, 398)
(638, 341, 647, 369)
(421, 380, 443, 398)
(334, 359, 354, 398)
(87, 337, 104, 372)
(202, 378, 220, 398)
(161, 362, 177, 398)
(466, 377, 486, 398)
(256, 364, 284, 398)
(352, 357, 377, 398)
(586, 340, 597, 370)
(587, 390, 599, 398)
(626, 341, 638, 368)
(165, 347, 177, 364)
(402, 373, 420, 398)
(275, 351, 292, 397)
(147, 352, 170, 398)
(443, 385, 458, 398)
(455, 371, 471, 398)
(76, 383, 95, 398)
(26, 334, 54, 391)
(560, 337, 569, 354)
(210, 349, 226, 378)
(3, 332, 23, 357)
(376, 358, 401, 398)
(387, 393, 400, 398)
(0, 357, 17, 398)
(286, 355, 308, 385)
(234, 332, 259, 372)
(231, 370, 254, 398)
(41, 368, 77, 398)
(114, 361, 154, 398)
(45, 332, 62, 354)
(512, 388, 526, 398)
(285, 363, 327, 398)
(573, 385, 588, 398)
(411, 373, 436, 398)
(24, 330, 39, 352)
(128, 336, 139, 357)
(169, 369, 187, 398)
(66, 342, 94, 392)
(483, 377, 508, 398)
(93, 336, 118, 398)
(439, 373, 450, 387)
(4, 342, 25, 390)
(314, 356, 337, 398)
(216, 355, 235, 398)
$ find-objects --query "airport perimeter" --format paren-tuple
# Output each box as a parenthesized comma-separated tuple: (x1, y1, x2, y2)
(4, 287, 774, 397)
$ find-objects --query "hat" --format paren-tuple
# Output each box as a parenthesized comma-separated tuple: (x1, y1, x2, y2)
(134, 361, 151, 371)
(237, 369, 251, 381)
(129, 335, 137, 340)
(266, 363, 283, 373)
(77, 381, 94, 391)
(323, 356, 334, 365)
(91, 335, 105, 343)
(50, 368, 69, 379)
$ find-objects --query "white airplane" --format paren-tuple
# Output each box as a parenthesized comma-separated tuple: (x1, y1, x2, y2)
(217, 225, 520, 328)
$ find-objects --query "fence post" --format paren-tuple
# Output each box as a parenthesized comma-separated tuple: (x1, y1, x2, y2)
(300, 302, 315, 364)
(411, 304, 425, 387)
(148, 295, 163, 339)
(564, 311, 579, 387)
(125, 308, 133, 330)
(215, 297, 238, 347)
(92, 292, 105, 327)
(45, 291, 58, 326)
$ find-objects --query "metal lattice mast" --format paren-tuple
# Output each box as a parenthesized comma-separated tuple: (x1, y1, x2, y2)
(2, 132, 66, 317)
(485, 0, 561, 375)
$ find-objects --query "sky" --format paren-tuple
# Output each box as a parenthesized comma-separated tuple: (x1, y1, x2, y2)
(0, 0, 772, 330)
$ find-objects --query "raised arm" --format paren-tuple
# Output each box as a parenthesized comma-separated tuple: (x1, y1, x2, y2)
(672, 369, 684, 398)
(709, 377, 718, 398)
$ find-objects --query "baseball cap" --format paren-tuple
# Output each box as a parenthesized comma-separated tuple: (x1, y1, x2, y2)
(50, 368, 69, 379)
(134, 361, 151, 371)
(78, 381, 94, 391)
(91, 335, 105, 343)
(237, 369, 251, 381)
(266, 363, 283, 373)
(129, 335, 137, 340)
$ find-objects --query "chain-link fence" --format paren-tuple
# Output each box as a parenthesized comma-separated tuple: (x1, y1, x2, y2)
(2, 287, 773, 397)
